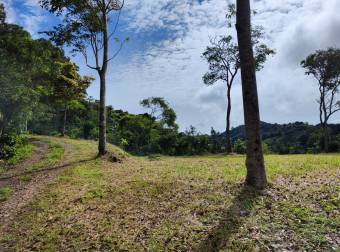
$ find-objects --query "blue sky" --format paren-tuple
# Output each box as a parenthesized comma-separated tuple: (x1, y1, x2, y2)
(2, 0, 340, 133)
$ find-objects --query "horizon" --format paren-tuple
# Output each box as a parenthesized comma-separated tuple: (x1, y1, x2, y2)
(2, 0, 340, 133)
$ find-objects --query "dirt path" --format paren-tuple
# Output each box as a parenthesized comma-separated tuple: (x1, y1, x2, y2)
(0, 140, 73, 232)
(0, 140, 49, 182)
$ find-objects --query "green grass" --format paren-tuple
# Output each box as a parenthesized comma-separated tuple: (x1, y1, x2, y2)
(27, 141, 64, 172)
(0, 187, 13, 202)
(1, 137, 339, 251)
(0, 144, 34, 175)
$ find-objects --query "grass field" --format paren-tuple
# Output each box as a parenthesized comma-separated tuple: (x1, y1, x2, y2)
(0, 143, 34, 175)
(0, 137, 339, 251)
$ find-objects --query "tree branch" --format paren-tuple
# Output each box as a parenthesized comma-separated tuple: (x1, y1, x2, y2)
(106, 41, 124, 63)
(81, 49, 99, 70)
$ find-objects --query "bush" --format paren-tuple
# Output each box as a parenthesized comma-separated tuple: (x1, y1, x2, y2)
(262, 142, 271, 154)
(0, 133, 25, 160)
(233, 139, 246, 154)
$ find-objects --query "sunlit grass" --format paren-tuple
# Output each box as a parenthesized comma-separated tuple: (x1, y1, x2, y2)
(27, 141, 64, 172)
(1, 137, 339, 251)
(0, 144, 34, 175)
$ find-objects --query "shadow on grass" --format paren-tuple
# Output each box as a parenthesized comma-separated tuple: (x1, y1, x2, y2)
(0, 156, 98, 181)
(195, 185, 260, 252)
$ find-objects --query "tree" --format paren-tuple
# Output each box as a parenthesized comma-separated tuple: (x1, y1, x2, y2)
(140, 97, 177, 129)
(202, 5, 274, 154)
(50, 62, 93, 136)
(40, 0, 127, 155)
(301, 48, 340, 152)
(236, 0, 267, 189)
(0, 10, 61, 136)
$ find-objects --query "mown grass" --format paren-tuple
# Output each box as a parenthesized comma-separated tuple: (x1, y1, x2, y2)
(1, 137, 339, 251)
(27, 140, 64, 172)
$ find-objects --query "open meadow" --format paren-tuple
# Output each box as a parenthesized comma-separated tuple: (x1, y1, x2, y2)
(0, 136, 339, 251)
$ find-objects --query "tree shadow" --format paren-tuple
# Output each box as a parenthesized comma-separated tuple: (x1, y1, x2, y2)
(0, 156, 98, 181)
(195, 184, 260, 252)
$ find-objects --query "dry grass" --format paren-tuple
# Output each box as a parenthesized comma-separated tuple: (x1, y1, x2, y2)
(0, 137, 339, 251)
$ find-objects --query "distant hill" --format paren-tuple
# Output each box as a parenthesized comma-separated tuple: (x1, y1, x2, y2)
(221, 122, 340, 154)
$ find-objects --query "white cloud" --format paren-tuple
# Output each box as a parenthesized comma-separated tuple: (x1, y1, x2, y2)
(0, 0, 45, 36)
(3, 0, 340, 132)
(102, 0, 340, 133)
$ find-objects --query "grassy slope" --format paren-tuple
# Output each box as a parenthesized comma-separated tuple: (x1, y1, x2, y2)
(0, 143, 34, 175)
(1, 137, 339, 251)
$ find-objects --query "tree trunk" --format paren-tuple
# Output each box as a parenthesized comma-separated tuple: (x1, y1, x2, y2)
(322, 123, 329, 153)
(321, 86, 329, 153)
(98, 12, 109, 156)
(226, 86, 232, 153)
(98, 72, 107, 156)
(0, 123, 3, 137)
(0, 118, 7, 138)
(236, 0, 267, 189)
(62, 109, 67, 136)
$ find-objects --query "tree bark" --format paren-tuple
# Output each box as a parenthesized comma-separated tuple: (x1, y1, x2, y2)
(322, 123, 329, 153)
(98, 12, 109, 156)
(61, 109, 67, 136)
(98, 71, 107, 156)
(321, 85, 329, 152)
(0, 117, 8, 138)
(236, 0, 267, 189)
(226, 85, 232, 153)
(0, 122, 4, 137)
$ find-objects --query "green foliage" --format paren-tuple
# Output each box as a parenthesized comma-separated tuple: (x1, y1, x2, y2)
(119, 138, 129, 150)
(233, 139, 246, 154)
(6, 143, 34, 166)
(0, 6, 93, 138)
(140, 97, 177, 128)
(0, 133, 25, 160)
(231, 122, 340, 154)
(202, 7, 275, 87)
(301, 48, 340, 152)
(262, 142, 270, 154)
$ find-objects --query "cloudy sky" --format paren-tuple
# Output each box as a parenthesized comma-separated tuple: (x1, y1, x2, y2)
(2, 0, 340, 133)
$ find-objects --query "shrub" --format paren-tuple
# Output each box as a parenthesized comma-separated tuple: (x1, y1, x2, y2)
(262, 142, 271, 154)
(233, 139, 246, 154)
(0, 133, 25, 160)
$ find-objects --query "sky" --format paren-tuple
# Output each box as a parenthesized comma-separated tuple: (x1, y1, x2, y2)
(2, 0, 340, 133)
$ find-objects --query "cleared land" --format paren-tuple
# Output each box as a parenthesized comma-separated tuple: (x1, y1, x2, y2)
(0, 136, 339, 251)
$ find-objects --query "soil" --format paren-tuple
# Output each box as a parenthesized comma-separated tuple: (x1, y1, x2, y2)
(0, 140, 72, 232)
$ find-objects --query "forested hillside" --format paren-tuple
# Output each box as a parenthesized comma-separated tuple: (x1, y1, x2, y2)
(229, 122, 340, 154)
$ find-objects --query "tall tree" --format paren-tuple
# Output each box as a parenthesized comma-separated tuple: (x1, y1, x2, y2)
(50, 62, 93, 136)
(202, 6, 274, 153)
(236, 0, 267, 189)
(0, 8, 62, 136)
(301, 48, 340, 152)
(40, 0, 127, 155)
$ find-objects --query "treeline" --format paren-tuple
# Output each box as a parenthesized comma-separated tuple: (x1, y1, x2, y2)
(29, 97, 216, 156)
(229, 122, 340, 154)
(0, 6, 91, 159)
(1, 4, 340, 159)
(29, 98, 340, 155)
